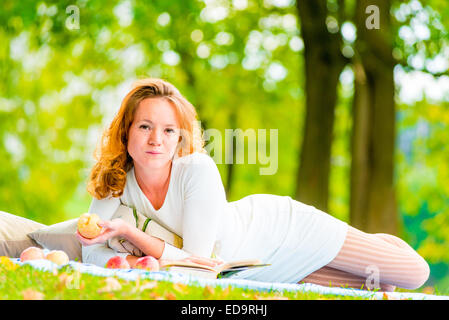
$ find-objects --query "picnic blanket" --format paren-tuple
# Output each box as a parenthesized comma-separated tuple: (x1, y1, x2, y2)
(11, 258, 449, 300)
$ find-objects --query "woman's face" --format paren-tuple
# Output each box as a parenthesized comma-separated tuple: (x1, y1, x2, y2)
(127, 97, 181, 171)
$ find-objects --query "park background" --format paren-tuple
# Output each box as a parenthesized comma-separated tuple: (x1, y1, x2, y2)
(1, 0, 448, 293)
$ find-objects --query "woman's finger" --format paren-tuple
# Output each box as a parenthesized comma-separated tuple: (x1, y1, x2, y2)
(187, 256, 218, 267)
(90, 230, 116, 243)
(75, 231, 95, 246)
(215, 258, 225, 266)
(97, 220, 110, 229)
(76, 230, 109, 245)
(200, 256, 223, 265)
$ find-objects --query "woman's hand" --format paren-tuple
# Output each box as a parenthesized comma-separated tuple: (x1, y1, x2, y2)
(76, 219, 130, 246)
(182, 255, 224, 267)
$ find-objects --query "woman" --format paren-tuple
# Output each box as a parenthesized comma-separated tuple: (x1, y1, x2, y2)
(77, 78, 430, 291)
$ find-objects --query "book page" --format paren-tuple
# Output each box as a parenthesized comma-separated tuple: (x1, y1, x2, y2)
(159, 259, 216, 272)
(216, 259, 263, 272)
(160, 258, 265, 273)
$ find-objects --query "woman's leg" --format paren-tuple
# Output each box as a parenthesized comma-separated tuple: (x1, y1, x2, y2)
(326, 225, 430, 290)
(299, 265, 396, 291)
(298, 225, 429, 291)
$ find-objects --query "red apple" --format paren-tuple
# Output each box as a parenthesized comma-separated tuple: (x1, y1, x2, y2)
(20, 247, 45, 262)
(134, 256, 159, 271)
(106, 256, 130, 269)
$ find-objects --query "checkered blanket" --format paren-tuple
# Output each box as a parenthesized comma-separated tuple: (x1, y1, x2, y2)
(11, 258, 448, 300)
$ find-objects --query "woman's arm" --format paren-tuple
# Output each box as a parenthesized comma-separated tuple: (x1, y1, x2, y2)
(81, 197, 129, 267)
(79, 219, 221, 267)
(119, 222, 165, 259)
(178, 154, 227, 258)
(120, 225, 222, 267)
(78, 207, 166, 264)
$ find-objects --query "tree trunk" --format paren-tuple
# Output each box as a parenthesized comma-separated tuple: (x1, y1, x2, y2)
(351, 0, 398, 234)
(295, 0, 347, 212)
(178, 51, 209, 132)
(225, 111, 237, 199)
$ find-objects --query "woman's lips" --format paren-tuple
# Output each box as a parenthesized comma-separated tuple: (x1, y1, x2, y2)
(146, 151, 162, 154)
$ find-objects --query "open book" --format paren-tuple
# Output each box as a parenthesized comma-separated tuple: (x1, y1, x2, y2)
(159, 258, 270, 279)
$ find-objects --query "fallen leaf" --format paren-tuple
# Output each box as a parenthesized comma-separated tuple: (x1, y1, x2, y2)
(58, 273, 73, 284)
(98, 277, 122, 293)
(22, 288, 44, 300)
(149, 292, 162, 299)
(130, 277, 158, 294)
(382, 292, 399, 300)
(203, 285, 215, 297)
(165, 292, 177, 300)
(422, 286, 435, 295)
(173, 283, 188, 294)
(255, 293, 289, 300)
(57, 273, 74, 290)
(0, 256, 19, 271)
(241, 292, 251, 299)
(219, 286, 231, 298)
(139, 281, 158, 291)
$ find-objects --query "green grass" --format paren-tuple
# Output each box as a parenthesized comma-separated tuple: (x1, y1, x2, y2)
(0, 257, 440, 300)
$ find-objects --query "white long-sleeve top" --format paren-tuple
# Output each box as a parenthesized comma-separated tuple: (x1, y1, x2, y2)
(83, 151, 348, 283)
(82, 152, 228, 267)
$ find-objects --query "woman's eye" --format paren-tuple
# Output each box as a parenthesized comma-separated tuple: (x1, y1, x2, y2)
(166, 128, 175, 133)
(139, 125, 150, 130)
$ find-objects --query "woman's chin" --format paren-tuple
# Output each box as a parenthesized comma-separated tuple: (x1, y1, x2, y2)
(142, 157, 171, 168)
(133, 152, 175, 169)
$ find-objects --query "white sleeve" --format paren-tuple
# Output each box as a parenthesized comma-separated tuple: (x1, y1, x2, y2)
(160, 154, 226, 260)
(160, 242, 191, 260)
(81, 196, 129, 267)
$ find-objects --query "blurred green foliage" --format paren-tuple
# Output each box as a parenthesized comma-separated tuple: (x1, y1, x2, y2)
(0, 0, 448, 290)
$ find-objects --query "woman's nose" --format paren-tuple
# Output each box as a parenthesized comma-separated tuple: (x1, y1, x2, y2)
(148, 128, 163, 145)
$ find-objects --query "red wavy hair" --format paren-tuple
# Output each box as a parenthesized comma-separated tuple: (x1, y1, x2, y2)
(87, 78, 207, 199)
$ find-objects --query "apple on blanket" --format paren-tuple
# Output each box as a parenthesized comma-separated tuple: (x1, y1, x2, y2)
(20, 247, 69, 265)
